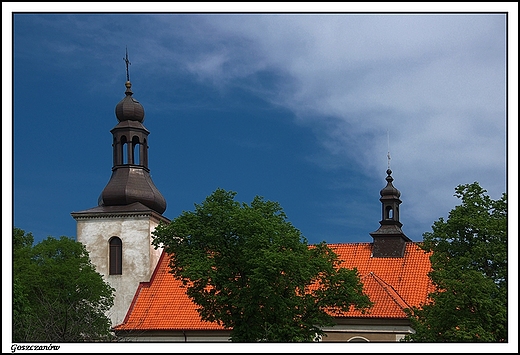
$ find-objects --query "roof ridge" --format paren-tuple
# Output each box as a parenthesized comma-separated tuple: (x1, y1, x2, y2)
(325, 242, 372, 247)
(368, 272, 411, 310)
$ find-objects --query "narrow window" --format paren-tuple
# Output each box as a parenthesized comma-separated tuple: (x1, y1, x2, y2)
(121, 136, 128, 164)
(385, 206, 393, 219)
(132, 136, 140, 165)
(109, 237, 122, 275)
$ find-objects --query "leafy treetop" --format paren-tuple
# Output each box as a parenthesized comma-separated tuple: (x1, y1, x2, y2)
(152, 188, 372, 342)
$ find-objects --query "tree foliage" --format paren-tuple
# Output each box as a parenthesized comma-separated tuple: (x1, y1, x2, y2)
(152, 188, 372, 342)
(13, 228, 115, 342)
(404, 182, 507, 342)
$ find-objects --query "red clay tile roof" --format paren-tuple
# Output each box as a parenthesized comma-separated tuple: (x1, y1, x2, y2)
(114, 242, 432, 331)
(114, 251, 226, 331)
(327, 243, 433, 318)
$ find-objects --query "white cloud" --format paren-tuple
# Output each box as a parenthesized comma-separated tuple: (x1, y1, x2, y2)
(176, 14, 508, 232)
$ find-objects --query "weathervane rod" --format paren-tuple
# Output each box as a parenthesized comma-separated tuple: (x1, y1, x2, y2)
(123, 46, 131, 82)
(387, 129, 391, 169)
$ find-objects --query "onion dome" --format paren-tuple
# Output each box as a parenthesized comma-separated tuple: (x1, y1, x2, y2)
(115, 81, 145, 122)
(380, 169, 401, 199)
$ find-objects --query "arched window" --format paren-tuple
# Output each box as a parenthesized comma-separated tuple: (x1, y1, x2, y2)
(132, 136, 140, 165)
(348, 336, 369, 342)
(109, 237, 122, 275)
(121, 136, 128, 164)
(385, 206, 393, 219)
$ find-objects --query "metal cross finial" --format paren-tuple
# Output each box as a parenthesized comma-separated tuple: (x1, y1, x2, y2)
(123, 47, 131, 82)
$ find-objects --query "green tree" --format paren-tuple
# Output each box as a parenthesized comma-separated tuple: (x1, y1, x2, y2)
(404, 182, 507, 342)
(152, 188, 372, 342)
(13, 228, 37, 341)
(13, 228, 115, 342)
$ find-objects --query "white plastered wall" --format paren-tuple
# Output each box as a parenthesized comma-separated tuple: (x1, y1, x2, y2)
(75, 213, 164, 327)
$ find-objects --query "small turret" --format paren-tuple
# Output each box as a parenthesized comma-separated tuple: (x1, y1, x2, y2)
(369, 169, 411, 257)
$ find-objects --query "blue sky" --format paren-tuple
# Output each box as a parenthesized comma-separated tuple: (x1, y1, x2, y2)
(5, 5, 515, 249)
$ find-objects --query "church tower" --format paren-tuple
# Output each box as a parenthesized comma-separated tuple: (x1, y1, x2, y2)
(71, 51, 169, 327)
(369, 169, 411, 257)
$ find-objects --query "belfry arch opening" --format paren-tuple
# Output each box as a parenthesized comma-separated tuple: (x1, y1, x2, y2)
(132, 135, 141, 165)
(121, 136, 128, 164)
(116, 135, 147, 166)
(385, 206, 394, 219)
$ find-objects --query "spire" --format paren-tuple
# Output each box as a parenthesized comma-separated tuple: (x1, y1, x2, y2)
(115, 49, 144, 123)
(387, 129, 391, 170)
(97, 51, 166, 214)
(124, 46, 131, 82)
(369, 168, 411, 258)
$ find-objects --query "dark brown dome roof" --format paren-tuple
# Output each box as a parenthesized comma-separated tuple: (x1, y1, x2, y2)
(98, 167, 166, 214)
(115, 81, 145, 122)
(380, 169, 401, 198)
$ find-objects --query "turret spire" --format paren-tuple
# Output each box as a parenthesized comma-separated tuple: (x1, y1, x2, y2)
(97, 51, 166, 214)
(387, 129, 391, 170)
(124, 46, 131, 82)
